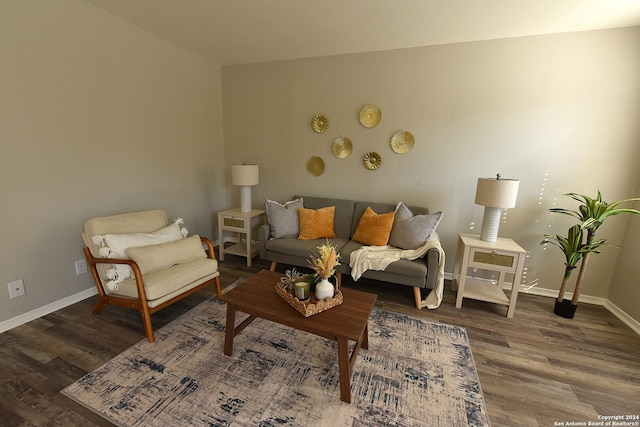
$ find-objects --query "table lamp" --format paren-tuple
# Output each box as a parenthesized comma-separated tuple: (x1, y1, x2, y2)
(232, 163, 259, 212)
(475, 174, 519, 242)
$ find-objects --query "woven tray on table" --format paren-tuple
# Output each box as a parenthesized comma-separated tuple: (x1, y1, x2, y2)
(275, 282, 343, 317)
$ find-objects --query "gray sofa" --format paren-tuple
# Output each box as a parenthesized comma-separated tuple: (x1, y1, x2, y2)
(258, 195, 443, 309)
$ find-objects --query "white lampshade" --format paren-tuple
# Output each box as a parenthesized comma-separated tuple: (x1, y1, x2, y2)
(231, 164, 259, 186)
(231, 164, 259, 212)
(475, 177, 519, 208)
(474, 175, 519, 242)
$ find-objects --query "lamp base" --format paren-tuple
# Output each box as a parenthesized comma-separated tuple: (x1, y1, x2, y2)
(480, 207, 502, 242)
(239, 186, 252, 213)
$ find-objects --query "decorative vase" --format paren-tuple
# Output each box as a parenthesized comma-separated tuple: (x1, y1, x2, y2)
(554, 299, 578, 319)
(315, 278, 335, 300)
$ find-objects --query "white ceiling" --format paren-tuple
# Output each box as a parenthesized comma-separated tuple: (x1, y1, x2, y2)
(82, 0, 640, 65)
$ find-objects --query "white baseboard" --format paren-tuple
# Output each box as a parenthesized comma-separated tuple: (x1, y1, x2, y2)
(1, 272, 638, 336)
(603, 300, 640, 336)
(443, 272, 639, 335)
(1, 237, 225, 334)
(0, 287, 98, 334)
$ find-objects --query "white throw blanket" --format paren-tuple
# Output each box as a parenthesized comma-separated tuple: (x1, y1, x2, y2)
(349, 233, 445, 309)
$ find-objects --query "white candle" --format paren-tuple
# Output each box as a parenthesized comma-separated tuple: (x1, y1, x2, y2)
(294, 282, 310, 301)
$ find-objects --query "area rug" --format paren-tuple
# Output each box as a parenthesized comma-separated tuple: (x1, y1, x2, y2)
(62, 286, 490, 426)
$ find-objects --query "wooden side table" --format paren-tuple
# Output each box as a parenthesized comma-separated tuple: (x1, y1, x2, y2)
(217, 208, 265, 267)
(452, 233, 526, 318)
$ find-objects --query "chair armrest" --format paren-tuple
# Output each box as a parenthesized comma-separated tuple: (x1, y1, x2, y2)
(84, 246, 138, 268)
(258, 224, 271, 259)
(200, 236, 217, 260)
(83, 247, 149, 301)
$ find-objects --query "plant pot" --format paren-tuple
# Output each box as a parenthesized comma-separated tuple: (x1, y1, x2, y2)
(554, 299, 578, 319)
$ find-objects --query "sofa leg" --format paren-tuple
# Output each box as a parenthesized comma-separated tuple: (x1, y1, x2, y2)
(270, 261, 277, 272)
(413, 287, 423, 309)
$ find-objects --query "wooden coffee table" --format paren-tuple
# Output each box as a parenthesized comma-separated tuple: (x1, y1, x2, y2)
(219, 269, 377, 403)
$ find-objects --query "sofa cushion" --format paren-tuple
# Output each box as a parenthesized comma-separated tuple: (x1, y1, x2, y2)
(298, 206, 337, 240)
(265, 197, 304, 238)
(126, 235, 206, 275)
(295, 196, 355, 239)
(352, 206, 395, 246)
(338, 239, 428, 278)
(266, 236, 349, 260)
(389, 202, 442, 250)
(351, 201, 406, 237)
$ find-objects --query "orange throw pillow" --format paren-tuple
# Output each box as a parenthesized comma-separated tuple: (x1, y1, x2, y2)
(298, 206, 337, 240)
(352, 206, 396, 246)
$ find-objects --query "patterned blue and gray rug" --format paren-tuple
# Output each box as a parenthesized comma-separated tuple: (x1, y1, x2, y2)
(62, 289, 490, 426)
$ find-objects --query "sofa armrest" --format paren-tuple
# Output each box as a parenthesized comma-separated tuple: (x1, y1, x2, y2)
(424, 247, 441, 289)
(258, 223, 271, 259)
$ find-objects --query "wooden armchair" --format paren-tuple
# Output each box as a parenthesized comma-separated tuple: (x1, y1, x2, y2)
(82, 210, 221, 343)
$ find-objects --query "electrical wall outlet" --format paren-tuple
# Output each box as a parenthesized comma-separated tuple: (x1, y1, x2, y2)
(8, 279, 25, 299)
(75, 259, 88, 275)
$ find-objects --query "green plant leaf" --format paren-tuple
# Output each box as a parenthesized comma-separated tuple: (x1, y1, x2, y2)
(544, 191, 640, 303)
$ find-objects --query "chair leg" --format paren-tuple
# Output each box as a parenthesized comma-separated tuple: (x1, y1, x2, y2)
(336, 272, 342, 289)
(413, 287, 423, 309)
(214, 276, 222, 297)
(92, 296, 109, 314)
(270, 261, 277, 272)
(140, 307, 155, 343)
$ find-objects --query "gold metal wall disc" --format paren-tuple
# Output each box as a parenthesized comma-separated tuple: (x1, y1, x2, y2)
(306, 156, 325, 176)
(331, 136, 352, 158)
(359, 104, 381, 128)
(363, 152, 382, 170)
(390, 130, 415, 154)
(311, 114, 328, 133)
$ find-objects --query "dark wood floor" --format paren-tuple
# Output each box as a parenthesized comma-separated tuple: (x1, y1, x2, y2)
(1, 253, 639, 426)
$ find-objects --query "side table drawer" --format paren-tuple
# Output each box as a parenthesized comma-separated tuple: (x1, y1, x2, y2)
(222, 216, 246, 230)
(469, 248, 517, 272)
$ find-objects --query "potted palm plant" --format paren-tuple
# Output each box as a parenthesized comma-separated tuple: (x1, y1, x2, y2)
(541, 191, 640, 318)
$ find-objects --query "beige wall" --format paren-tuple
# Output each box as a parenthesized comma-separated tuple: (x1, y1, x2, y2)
(2, 1, 639, 327)
(222, 28, 640, 314)
(609, 179, 640, 320)
(0, 0, 225, 323)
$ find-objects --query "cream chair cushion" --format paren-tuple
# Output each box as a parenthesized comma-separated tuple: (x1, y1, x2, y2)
(112, 258, 219, 307)
(98, 222, 185, 285)
(83, 210, 172, 282)
(126, 235, 207, 275)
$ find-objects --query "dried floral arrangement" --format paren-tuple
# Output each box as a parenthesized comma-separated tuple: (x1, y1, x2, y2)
(308, 241, 340, 280)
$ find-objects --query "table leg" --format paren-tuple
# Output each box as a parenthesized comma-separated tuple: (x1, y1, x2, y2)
(507, 255, 526, 318)
(455, 239, 470, 308)
(362, 324, 369, 350)
(218, 215, 225, 262)
(224, 303, 236, 356)
(507, 283, 519, 318)
(337, 336, 351, 403)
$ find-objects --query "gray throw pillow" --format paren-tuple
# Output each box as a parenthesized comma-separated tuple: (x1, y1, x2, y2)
(388, 201, 442, 250)
(265, 197, 304, 239)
